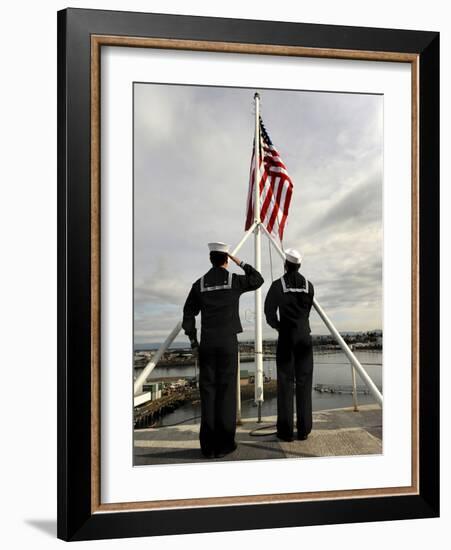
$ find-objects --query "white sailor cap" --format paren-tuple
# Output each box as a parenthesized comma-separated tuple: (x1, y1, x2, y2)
(208, 241, 229, 253)
(285, 248, 302, 264)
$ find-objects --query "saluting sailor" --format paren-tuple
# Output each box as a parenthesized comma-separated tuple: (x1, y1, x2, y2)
(264, 248, 315, 442)
(182, 242, 264, 458)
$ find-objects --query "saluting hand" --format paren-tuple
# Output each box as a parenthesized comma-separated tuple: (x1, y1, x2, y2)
(227, 253, 241, 266)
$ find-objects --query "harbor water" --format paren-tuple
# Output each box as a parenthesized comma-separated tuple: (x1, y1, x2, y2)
(135, 350, 382, 427)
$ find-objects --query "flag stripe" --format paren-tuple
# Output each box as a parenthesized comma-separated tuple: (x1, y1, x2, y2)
(267, 175, 285, 234)
(262, 176, 280, 229)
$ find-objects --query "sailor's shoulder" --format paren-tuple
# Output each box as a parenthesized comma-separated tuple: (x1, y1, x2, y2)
(200, 267, 217, 282)
(192, 278, 202, 291)
(231, 271, 246, 286)
(296, 271, 306, 284)
(272, 276, 284, 291)
(299, 272, 312, 286)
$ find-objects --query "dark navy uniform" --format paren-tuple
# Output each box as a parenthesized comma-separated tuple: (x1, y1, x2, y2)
(182, 262, 264, 456)
(264, 272, 314, 439)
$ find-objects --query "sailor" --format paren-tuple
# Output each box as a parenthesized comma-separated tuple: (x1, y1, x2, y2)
(182, 242, 264, 459)
(264, 248, 315, 442)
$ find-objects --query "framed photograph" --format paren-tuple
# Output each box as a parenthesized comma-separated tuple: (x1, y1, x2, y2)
(57, 8, 439, 541)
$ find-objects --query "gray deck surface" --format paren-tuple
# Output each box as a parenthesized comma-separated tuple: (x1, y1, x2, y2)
(134, 404, 382, 465)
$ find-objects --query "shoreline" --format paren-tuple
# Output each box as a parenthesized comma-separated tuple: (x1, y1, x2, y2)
(135, 347, 382, 369)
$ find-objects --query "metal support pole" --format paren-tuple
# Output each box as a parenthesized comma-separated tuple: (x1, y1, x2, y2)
(231, 221, 257, 256)
(259, 223, 285, 262)
(348, 344, 359, 411)
(133, 321, 182, 395)
(313, 300, 382, 407)
(236, 350, 242, 425)
(350, 362, 359, 411)
(194, 357, 199, 389)
(261, 225, 383, 407)
(253, 92, 264, 422)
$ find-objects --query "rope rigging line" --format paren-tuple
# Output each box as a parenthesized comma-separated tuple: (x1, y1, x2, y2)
(268, 236, 274, 282)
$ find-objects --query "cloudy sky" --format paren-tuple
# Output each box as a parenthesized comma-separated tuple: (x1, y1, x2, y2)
(134, 83, 383, 345)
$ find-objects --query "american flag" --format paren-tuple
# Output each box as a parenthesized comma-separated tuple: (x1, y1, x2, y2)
(245, 116, 293, 241)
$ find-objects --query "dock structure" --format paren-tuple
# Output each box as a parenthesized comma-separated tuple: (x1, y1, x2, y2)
(134, 404, 382, 465)
(314, 383, 371, 395)
(134, 389, 198, 428)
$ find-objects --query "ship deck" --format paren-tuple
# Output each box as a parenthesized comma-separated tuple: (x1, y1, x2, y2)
(134, 404, 382, 465)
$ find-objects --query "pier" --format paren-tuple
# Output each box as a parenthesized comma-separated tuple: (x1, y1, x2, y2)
(134, 388, 198, 428)
(134, 404, 382, 465)
(314, 383, 371, 395)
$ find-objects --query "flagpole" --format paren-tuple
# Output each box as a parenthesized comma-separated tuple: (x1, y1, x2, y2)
(253, 92, 264, 422)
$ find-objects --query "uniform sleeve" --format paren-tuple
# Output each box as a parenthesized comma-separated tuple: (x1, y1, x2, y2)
(182, 284, 201, 340)
(308, 281, 315, 312)
(234, 262, 264, 293)
(264, 281, 281, 331)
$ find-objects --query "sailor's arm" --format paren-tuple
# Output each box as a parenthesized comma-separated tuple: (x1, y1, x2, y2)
(228, 253, 264, 292)
(307, 280, 315, 314)
(182, 284, 201, 344)
(264, 281, 281, 331)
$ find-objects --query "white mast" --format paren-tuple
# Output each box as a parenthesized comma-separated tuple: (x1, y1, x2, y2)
(253, 92, 264, 422)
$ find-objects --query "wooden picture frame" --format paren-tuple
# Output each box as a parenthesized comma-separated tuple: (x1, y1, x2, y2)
(57, 7, 439, 541)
